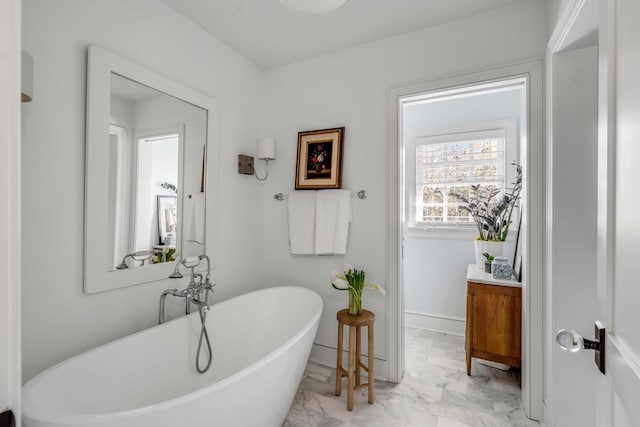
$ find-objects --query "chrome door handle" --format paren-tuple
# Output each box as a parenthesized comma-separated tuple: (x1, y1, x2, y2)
(555, 321, 605, 374)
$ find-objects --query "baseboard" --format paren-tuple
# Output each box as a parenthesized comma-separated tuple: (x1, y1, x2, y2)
(309, 343, 389, 382)
(405, 310, 466, 336)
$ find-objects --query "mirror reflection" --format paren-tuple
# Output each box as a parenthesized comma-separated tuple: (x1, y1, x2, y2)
(107, 73, 206, 271)
(85, 45, 214, 294)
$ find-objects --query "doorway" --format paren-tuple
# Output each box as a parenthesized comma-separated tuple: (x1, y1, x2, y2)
(387, 60, 544, 420)
(402, 80, 524, 337)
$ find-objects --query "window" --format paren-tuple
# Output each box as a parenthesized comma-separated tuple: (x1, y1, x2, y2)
(406, 120, 516, 228)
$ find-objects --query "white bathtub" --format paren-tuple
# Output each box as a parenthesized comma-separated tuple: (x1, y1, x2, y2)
(22, 286, 323, 427)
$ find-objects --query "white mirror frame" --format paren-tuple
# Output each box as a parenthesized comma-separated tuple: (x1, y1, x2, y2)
(85, 45, 217, 294)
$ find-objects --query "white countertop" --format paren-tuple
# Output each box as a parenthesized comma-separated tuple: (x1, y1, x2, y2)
(466, 264, 522, 288)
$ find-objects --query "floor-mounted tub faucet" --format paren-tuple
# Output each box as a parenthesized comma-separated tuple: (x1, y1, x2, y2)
(160, 255, 215, 374)
(160, 255, 215, 324)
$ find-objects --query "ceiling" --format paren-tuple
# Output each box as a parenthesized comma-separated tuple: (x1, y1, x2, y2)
(161, 0, 529, 69)
(111, 74, 161, 102)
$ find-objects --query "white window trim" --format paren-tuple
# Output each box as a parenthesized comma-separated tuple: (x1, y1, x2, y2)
(404, 119, 518, 231)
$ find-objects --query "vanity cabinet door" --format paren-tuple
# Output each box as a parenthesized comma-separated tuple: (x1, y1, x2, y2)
(466, 281, 521, 373)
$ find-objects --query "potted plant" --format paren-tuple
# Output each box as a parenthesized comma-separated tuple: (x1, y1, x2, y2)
(450, 164, 522, 267)
(482, 252, 494, 273)
(331, 264, 385, 315)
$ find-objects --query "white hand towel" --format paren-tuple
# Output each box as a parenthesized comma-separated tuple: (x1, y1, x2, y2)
(288, 191, 316, 254)
(185, 193, 205, 245)
(315, 189, 351, 255)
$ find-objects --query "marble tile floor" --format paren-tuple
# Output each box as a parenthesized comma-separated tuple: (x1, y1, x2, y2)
(284, 328, 539, 427)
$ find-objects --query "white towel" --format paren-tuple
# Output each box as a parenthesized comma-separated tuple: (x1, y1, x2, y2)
(185, 193, 205, 245)
(314, 189, 351, 255)
(288, 191, 316, 254)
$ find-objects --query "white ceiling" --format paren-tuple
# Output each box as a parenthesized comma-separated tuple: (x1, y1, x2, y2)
(111, 73, 161, 102)
(161, 0, 529, 69)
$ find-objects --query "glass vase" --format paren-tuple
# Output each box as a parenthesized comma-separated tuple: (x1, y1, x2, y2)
(348, 289, 363, 315)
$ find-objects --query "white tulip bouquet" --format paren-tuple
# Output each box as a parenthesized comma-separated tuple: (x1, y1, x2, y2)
(331, 264, 385, 315)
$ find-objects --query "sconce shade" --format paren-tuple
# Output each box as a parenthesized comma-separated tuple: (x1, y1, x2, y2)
(280, 0, 350, 14)
(21, 50, 34, 102)
(258, 137, 277, 160)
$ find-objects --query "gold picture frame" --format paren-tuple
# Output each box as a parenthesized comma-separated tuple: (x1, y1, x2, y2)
(295, 127, 345, 190)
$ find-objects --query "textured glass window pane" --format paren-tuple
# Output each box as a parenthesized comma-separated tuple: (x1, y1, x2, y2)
(422, 186, 443, 203)
(414, 134, 506, 224)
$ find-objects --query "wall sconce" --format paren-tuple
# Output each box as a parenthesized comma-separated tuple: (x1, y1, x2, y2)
(255, 137, 276, 181)
(21, 50, 34, 103)
(238, 137, 277, 181)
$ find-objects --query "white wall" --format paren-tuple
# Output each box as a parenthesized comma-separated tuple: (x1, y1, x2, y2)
(21, 0, 264, 382)
(403, 90, 522, 335)
(259, 0, 548, 375)
(1, 0, 21, 419)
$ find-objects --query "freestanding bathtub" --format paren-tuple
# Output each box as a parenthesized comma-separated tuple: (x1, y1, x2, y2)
(22, 286, 323, 427)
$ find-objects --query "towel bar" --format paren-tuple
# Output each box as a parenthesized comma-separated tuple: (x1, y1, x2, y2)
(274, 190, 367, 201)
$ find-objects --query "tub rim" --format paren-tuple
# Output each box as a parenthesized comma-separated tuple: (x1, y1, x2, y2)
(22, 285, 323, 425)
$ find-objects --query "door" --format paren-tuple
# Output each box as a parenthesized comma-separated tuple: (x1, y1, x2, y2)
(556, 0, 640, 425)
(598, 0, 640, 424)
(551, 45, 599, 427)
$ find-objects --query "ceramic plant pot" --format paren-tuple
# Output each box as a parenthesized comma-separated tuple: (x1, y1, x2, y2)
(474, 239, 504, 268)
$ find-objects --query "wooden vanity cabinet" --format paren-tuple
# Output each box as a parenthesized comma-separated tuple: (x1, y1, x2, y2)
(465, 265, 521, 375)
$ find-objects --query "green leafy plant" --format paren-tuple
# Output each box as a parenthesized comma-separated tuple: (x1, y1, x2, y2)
(152, 247, 177, 264)
(482, 252, 495, 262)
(449, 164, 522, 241)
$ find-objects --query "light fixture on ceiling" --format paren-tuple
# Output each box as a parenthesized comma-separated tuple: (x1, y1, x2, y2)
(280, 0, 351, 14)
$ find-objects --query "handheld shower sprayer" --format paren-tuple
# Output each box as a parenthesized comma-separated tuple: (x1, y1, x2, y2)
(168, 255, 212, 279)
(161, 254, 215, 373)
(116, 250, 157, 269)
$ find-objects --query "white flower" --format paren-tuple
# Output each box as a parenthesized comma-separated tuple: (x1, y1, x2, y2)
(162, 246, 170, 254)
(317, 154, 324, 162)
(332, 278, 349, 290)
(344, 264, 353, 274)
(332, 270, 344, 279)
(151, 255, 159, 263)
(367, 283, 386, 295)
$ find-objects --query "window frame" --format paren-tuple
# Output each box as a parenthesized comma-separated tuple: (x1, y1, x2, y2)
(404, 119, 517, 232)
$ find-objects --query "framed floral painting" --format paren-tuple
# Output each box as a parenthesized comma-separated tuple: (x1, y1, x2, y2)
(295, 127, 345, 189)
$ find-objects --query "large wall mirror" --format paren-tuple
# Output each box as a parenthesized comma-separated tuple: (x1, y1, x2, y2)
(85, 46, 216, 294)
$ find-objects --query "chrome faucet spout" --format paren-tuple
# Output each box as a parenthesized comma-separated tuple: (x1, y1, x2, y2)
(159, 288, 179, 324)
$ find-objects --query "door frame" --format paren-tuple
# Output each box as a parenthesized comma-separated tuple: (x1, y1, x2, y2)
(0, 0, 22, 422)
(386, 59, 544, 420)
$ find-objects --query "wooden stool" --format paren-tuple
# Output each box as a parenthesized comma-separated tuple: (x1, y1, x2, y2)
(335, 309, 375, 411)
